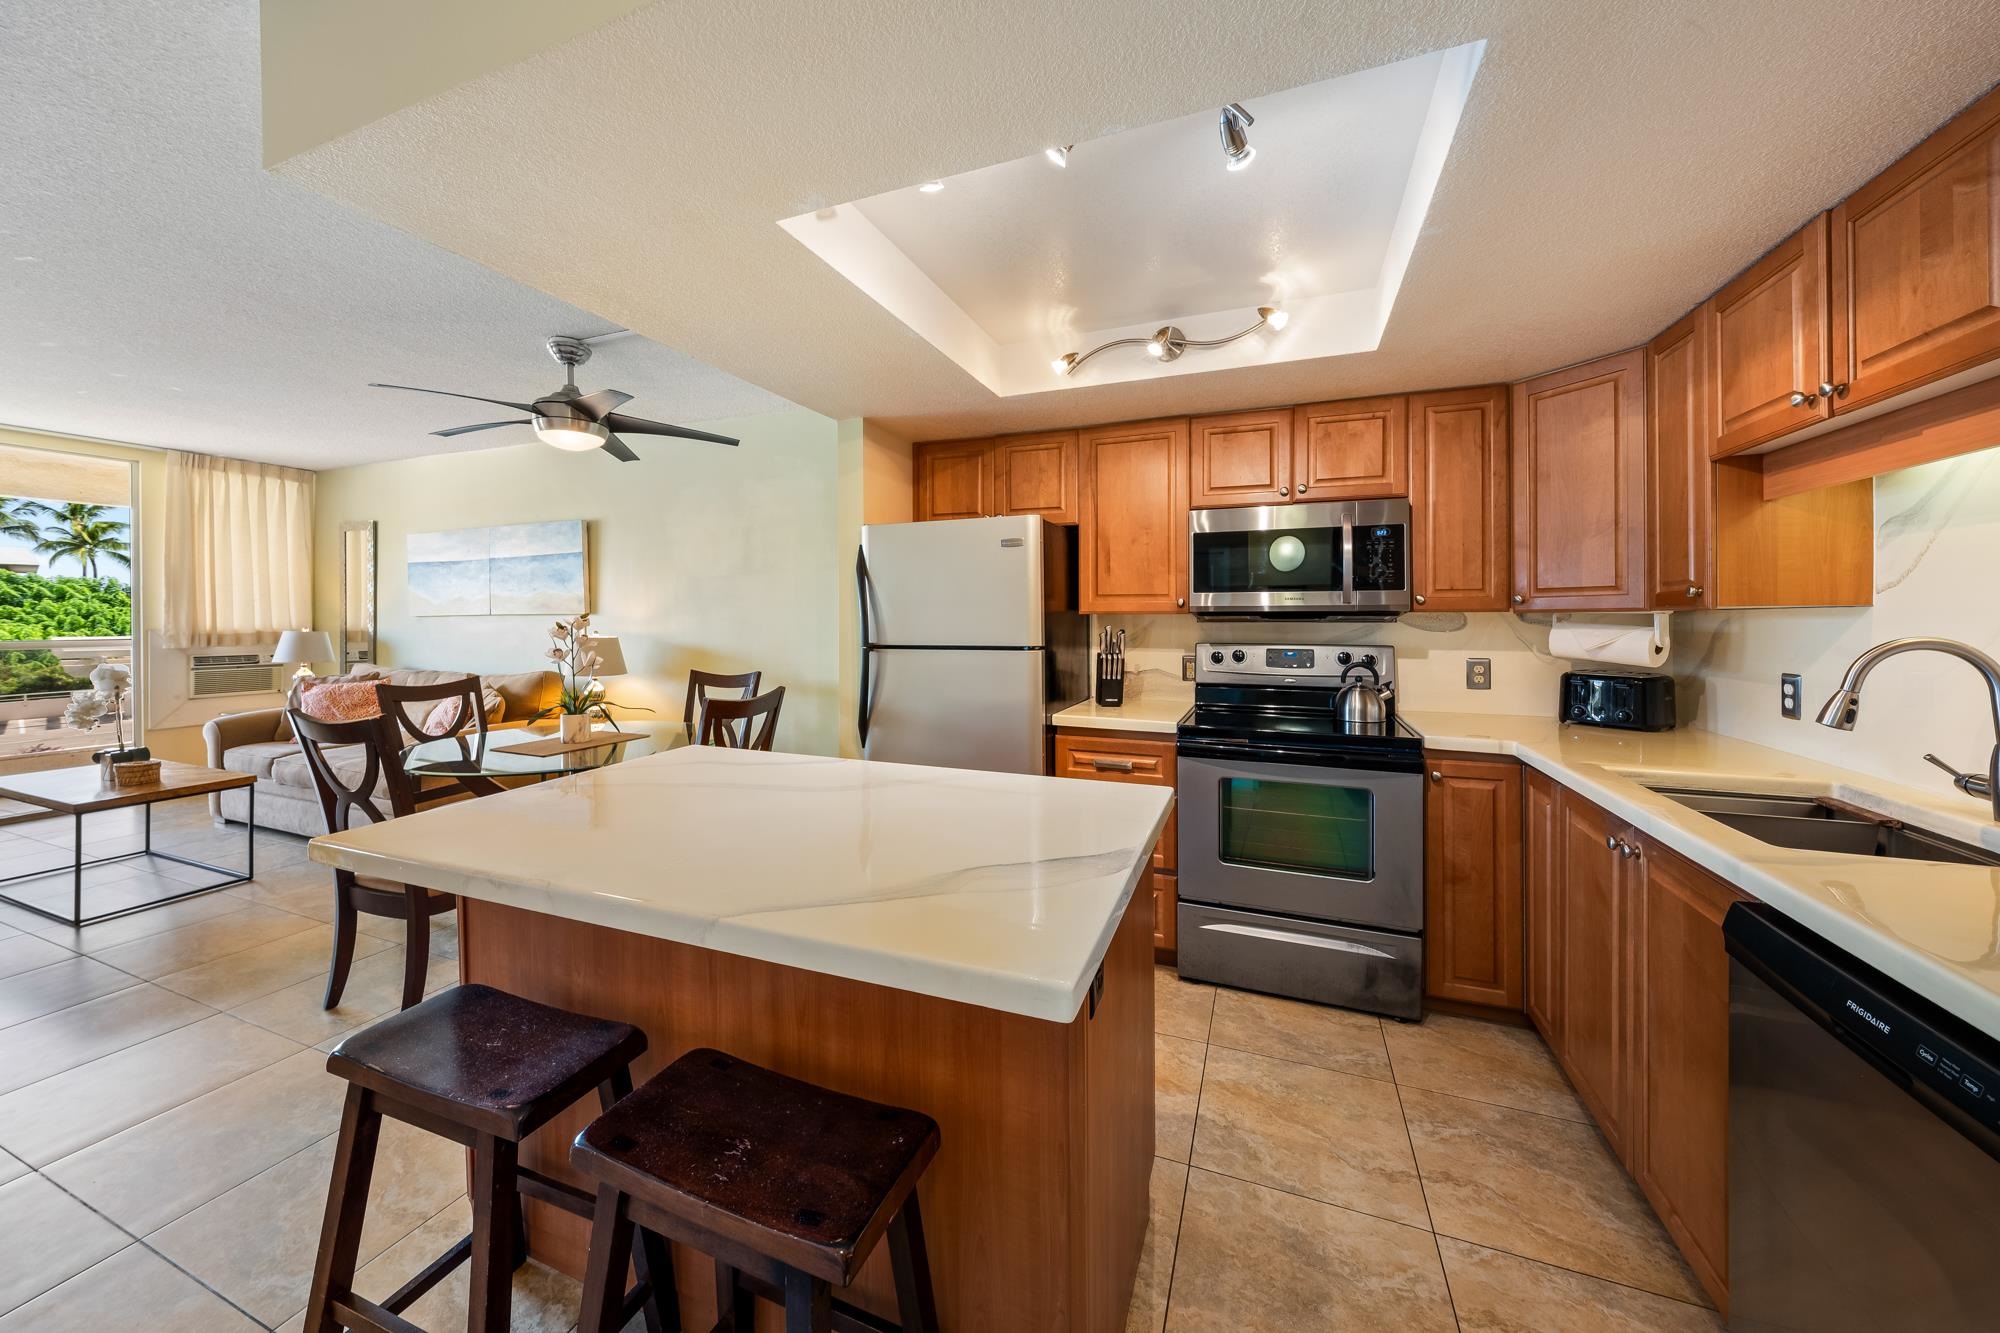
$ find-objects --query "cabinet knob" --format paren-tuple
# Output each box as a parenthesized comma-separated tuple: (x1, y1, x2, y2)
(1279, 486, 1290, 497)
(1413, 594, 1427, 606)
(1297, 483, 1309, 494)
(1175, 597, 1185, 608)
(1512, 594, 1525, 605)
(1789, 389, 1819, 408)
(1430, 771, 1443, 784)
(1606, 833, 1620, 850)
(1819, 381, 1848, 400)
(1622, 841, 1642, 860)
(1687, 584, 1703, 598)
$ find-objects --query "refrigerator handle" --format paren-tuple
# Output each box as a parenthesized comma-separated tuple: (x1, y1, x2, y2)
(855, 544, 874, 747)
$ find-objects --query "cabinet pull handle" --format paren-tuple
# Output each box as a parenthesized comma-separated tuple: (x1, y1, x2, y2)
(1789, 389, 1819, 408)
(1091, 758, 1136, 773)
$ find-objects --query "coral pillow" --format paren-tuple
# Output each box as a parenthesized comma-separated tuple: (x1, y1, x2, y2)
(420, 687, 504, 735)
(297, 679, 383, 723)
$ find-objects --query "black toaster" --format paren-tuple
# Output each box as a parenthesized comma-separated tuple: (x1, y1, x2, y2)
(1559, 669, 1677, 731)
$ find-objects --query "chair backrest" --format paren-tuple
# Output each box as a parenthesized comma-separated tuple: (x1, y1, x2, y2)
(683, 668, 762, 743)
(699, 686, 785, 751)
(375, 675, 488, 745)
(287, 708, 422, 834)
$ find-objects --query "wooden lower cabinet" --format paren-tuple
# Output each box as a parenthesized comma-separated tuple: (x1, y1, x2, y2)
(1152, 871, 1178, 958)
(1550, 790, 1631, 1154)
(1523, 768, 1561, 1038)
(1422, 753, 1523, 1009)
(1053, 728, 1178, 960)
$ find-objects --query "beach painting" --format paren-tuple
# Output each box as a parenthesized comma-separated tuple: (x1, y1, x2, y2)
(407, 520, 587, 617)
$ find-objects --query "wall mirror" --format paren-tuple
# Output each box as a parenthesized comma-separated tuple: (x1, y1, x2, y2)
(339, 520, 377, 671)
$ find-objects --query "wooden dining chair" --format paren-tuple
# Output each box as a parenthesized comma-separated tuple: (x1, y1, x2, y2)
(698, 686, 786, 751)
(375, 675, 492, 804)
(683, 668, 762, 744)
(289, 708, 456, 1012)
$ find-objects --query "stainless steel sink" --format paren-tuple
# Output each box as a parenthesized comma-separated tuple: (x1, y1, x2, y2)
(1645, 786, 2000, 868)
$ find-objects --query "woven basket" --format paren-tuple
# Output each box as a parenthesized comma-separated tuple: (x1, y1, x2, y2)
(110, 759, 163, 789)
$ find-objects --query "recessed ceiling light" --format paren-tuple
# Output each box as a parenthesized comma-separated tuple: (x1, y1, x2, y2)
(1044, 145, 1070, 168)
(1219, 103, 1256, 171)
(918, 180, 945, 193)
(13, 255, 41, 263)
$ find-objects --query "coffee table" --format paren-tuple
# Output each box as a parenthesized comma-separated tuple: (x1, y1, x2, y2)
(0, 762, 256, 927)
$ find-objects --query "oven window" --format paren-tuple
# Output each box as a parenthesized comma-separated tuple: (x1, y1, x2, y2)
(1191, 525, 1341, 594)
(1217, 779, 1374, 879)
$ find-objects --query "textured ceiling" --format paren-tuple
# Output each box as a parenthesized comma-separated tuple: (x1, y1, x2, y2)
(0, 0, 793, 470)
(270, 0, 2000, 443)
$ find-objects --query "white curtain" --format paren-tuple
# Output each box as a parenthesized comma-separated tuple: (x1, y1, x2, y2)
(163, 451, 315, 649)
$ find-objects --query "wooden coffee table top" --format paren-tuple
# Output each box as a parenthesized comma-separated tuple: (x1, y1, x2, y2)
(0, 762, 254, 815)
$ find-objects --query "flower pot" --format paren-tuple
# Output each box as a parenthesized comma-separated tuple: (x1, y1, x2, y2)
(558, 713, 592, 743)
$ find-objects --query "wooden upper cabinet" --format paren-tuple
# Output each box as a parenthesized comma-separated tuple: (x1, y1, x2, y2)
(1713, 216, 1831, 457)
(1831, 85, 2000, 415)
(913, 439, 992, 521)
(1524, 767, 1561, 1043)
(1292, 396, 1408, 499)
(1409, 387, 1508, 611)
(1423, 754, 1524, 1010)
(992, 431, 1078, 524)
(1079, 418, 1190, 614)
(1511, 350, 1647, 611)
(1647, 305, 1714, 609)
(1188, 409, 1291, 508)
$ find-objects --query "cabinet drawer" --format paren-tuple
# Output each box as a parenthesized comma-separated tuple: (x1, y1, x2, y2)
(1053, 729, 1177, 872)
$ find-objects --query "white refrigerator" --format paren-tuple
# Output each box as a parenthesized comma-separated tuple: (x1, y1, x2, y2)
(857, 515, 1088, 774)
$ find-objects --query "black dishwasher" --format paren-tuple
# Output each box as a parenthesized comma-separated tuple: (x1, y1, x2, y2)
(1726, 902, 2000, 1332)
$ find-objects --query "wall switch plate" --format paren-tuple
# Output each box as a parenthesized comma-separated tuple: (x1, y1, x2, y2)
(1182, 654, 1196, 682)
(1781, 673, 1803, 719)
(1466, 657, 1492, 690)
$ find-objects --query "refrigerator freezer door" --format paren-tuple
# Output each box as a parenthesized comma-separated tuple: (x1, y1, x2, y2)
(862, 515, 1045, 647)
(862, 647, 1048, 774)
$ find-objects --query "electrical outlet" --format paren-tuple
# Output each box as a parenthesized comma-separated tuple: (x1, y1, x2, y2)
(1781, 672, 1803, 719)
(1182, 654, 1196, 682)
(1466, 657, 1492, 690)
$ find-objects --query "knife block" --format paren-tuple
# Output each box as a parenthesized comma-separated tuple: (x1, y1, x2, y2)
(1094, 654, 1124, 707)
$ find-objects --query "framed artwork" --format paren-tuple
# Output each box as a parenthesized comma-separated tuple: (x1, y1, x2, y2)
(407, 520, 587, 617)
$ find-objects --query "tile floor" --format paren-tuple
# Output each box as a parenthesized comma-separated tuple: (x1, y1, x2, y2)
(0, 798, 1721, 1331)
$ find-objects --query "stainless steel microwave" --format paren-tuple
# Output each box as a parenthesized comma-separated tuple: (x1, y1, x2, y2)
(1188, 499, 1412, 617)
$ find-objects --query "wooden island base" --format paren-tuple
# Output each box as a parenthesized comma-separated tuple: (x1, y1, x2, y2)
(459, 891, 1156, 1332)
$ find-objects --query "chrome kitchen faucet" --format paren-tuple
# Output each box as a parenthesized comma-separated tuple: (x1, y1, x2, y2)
(1816, 637, 2000, 822)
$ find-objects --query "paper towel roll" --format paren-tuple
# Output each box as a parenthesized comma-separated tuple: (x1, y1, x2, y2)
(1549, 617, 1670, 670)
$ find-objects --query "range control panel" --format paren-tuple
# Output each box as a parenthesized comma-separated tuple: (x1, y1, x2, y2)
(1194, 643, 1397, 690)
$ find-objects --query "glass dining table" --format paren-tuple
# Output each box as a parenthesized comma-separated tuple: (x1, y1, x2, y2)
(402, 724, 680, 797)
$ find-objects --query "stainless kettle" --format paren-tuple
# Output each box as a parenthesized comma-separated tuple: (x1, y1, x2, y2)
(1338, 663, 1393, 727)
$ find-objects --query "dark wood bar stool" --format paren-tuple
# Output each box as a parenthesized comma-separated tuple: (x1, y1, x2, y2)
(572, 1048, 941, 1333)
(305, 984, 677, 1333)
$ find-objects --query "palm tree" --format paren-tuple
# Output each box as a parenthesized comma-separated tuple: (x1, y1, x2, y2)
(0, 498, 47, 547)
(32, 504, 131, 579)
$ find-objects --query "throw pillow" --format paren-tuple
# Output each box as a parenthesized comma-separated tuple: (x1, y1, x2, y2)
(482, 686, 505, 722)
(297, 679, 383, 723)
(422, 695, 464, 735)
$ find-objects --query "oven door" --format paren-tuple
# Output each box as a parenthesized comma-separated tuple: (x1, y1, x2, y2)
(1177, 747, 1423, 931)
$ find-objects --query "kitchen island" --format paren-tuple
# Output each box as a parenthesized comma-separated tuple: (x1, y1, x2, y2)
(310, 746, 1171, 1333)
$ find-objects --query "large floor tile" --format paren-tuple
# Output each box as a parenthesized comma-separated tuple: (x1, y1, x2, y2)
(0, 1242, 261, 1331)
(155, 922, 391, 1009)
(1125, 1156, 1188, 1333)
(0, 1149, 23, 1186)
(1192, 1044, 1428, 1228)
(0, 1175, 131, 1316)
(1153, 967, 1215, 1041)
(1206, 987, 1391, 1081)
(0, 935, 71, 982)
(0, 957, 134, 1030)
(0, 1013, 299, 1167)
(1400, 1087, 1704, 1304)
(87, 903, 319, 981)
(1155, 1032, 1205, 1164)
(21, 885, 253, 951)
(229, 944, 456, 1045)
(1439, 1237, 1723, 1332)
(1385, 1013, 1588, 1121)
(1166, 1168, 1456, 1332)
(44, 1047, 344, 1234)
(149, 1116, 465, 1326)
(0, 982, 212, 1096)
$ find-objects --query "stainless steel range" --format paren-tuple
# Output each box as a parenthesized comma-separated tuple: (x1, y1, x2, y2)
(1175, 642, 1425, 1020)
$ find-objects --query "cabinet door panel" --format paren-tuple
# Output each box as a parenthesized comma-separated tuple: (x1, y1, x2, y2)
(1079, 419, 1190, 613)
(1410, 387, 1508, 611)
(914, 439, 992, 521)
(1293, 396, 1407, 499)
(1524, 769, 1560, 1040)
(1554, 790, 1627, 1155)
(1713, 216, 1830, 456)
(1832, 87, 2000, 413)
(1647, 305, 1713, 609)
(1153, 871, 1178, 960)
(1189, 410, 1290, 508)
(1423, 755, 1524, 1009)
(992, 431, 1078, 523)
(1511, 350, 1647, 610)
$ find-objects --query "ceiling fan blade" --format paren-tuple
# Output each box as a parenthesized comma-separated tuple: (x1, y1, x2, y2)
(572, 388, 633, 421)
(602, 412, 741, 446)
(430, 419, 534, 438)
(599, 433, 640, 463)
(369, 382, 539, 413)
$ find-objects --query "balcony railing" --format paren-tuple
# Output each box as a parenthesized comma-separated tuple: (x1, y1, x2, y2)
(0, 638, 135, 760)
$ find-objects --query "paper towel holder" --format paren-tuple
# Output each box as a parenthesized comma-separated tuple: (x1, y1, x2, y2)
(1549, 611, 1673, 657)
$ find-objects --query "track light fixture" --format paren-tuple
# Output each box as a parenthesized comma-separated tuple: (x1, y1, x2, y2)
(1219, 103, 1255, 171)
(1045, 145, 1071, 167)
(1053, 306, 1287, 377)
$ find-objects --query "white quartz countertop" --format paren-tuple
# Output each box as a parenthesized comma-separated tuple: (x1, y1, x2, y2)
(1050, 684, 1192, 735)
(1409, 710, 2000, 1039)
(309, 747, 1172, 1023)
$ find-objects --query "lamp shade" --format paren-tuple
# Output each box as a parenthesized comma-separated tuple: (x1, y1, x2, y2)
(578, 635, 626, 677)
(273, 629, 335, 666)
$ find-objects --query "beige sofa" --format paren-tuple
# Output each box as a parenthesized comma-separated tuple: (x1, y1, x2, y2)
(202, 667, 561, 836)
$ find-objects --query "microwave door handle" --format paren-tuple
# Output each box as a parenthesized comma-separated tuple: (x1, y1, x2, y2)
(1340, 517, 1356, 605)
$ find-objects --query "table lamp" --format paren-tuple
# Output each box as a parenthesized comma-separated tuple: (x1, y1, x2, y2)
(579, 636, 626, 681)
(274, 629, 336, 683)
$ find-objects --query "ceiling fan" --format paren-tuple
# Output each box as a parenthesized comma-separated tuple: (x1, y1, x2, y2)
(369, 335, 739, 462)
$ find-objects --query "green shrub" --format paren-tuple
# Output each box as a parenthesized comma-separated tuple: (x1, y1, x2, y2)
(0, 570, 133, 640)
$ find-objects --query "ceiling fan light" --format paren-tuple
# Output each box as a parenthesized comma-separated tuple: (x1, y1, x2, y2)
(533, 416, 610, 452)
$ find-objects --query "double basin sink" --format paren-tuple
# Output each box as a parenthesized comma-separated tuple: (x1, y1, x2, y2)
(1646, 786, 2000, 869)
